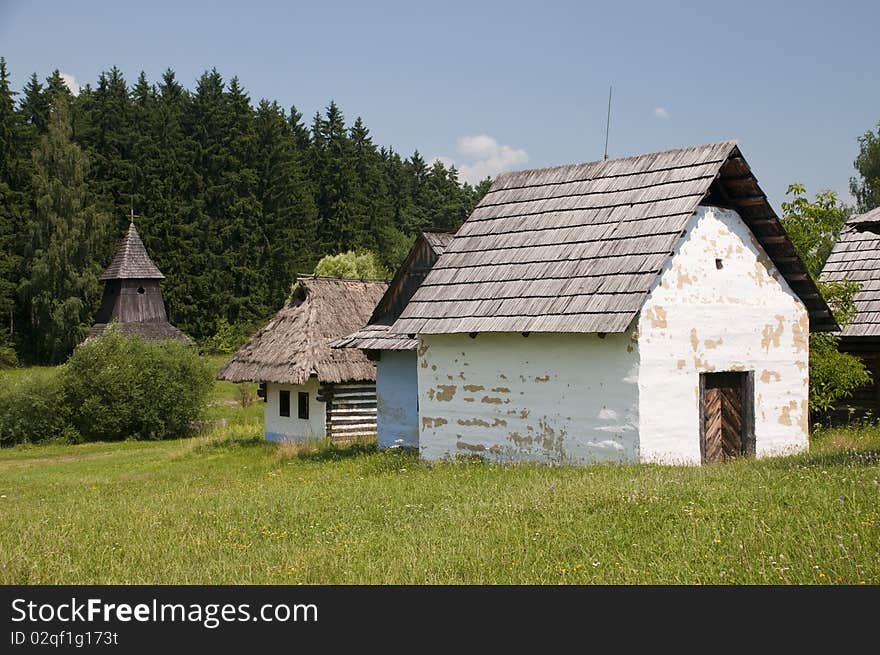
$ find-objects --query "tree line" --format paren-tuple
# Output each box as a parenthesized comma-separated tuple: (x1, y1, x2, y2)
(0, 60, 491, 363)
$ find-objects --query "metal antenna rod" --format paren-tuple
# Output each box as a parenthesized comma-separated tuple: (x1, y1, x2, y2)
(603, 85, 612, 160)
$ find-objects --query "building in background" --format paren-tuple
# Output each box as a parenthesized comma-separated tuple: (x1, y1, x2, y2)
(90, 221, 193, 344)
(332, 232, 452, 449)
(821, 207, 880, 417)
(218, 277, 387, 442)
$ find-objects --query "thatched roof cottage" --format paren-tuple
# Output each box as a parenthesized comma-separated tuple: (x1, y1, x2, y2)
(332, 232, 452, 448)
(218, 277, 387, 442)
(821, 207, 880, 415)
(90, 221, 193, 344)
(393, 141, 836, 465)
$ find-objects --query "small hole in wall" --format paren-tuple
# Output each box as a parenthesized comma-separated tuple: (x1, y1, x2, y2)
(468, 332, 478, 339)
(137, 286, 146, 294)
(715, 258, 723, 270)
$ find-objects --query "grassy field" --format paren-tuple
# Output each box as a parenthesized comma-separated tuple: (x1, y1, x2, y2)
(0, 383, 878, 583)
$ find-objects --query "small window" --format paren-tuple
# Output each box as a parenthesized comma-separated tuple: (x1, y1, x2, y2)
(298, 392, 309, 419)
(279, 390, 290, 417)
(137, 286, 146, 294)
(715, 258, 723, 270)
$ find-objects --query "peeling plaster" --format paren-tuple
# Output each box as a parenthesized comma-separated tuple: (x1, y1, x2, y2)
(760, 369, 782, 384)
(638, 206, 809, 464)
(416, 332, 639, 464)
(435, 385, 457, 401)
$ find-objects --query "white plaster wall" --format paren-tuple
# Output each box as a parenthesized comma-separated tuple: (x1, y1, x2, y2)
(637, 206, 810, 464)
(264, 378, 327, 442)
(417, 332, 640, 464)
(376, 350, 420, 449)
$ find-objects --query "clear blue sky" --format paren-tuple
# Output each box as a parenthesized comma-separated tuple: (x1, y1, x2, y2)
(1, 0, 877, 209)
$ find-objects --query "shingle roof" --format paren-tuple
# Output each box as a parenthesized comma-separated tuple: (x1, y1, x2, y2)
(393, 141, 837, 335)
(422, 231, 454, 253)
(100, 222, 164, 280)
(821, 209, 880, 338)
(331, 232, 452, 351)
(846, 206, 880, 228)
(217, 277, 388, 385)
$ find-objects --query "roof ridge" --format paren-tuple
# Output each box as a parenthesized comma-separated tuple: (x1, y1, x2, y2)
(494, 140, 737, 182)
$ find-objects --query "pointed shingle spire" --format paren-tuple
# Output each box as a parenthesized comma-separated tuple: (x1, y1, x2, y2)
(99, 222, 164, 281)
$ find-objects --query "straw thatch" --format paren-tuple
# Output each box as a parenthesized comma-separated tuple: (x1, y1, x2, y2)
(100, 222, 164, 280)
(217, 277, 388, 385)
(821, 209, 880, 337)
(331, 232, 452, 351)
(393, 141, 837, 335)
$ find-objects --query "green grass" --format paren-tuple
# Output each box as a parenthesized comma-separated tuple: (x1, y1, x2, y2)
(204, 355, 263, 425)
(0, 421, 878, 584)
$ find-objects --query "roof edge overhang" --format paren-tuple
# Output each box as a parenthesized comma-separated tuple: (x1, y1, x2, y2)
(702, 144, 838, 332)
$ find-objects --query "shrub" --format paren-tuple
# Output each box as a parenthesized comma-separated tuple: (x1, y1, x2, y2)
(0, 371, 70, 446)
(200, 318, 251, 355)
(314, 250, 389, 280)
(59, 331, 214, 441)
(0, 345, 19, 369)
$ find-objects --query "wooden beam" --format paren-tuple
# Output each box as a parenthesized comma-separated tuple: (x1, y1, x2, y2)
(719, 173, 756, 183)
(732, 195, 767, 206)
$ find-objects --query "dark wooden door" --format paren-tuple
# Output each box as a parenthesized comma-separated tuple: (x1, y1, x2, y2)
(700, 372, 754, 463)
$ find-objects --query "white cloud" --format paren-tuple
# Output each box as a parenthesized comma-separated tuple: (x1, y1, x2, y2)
(653, 106, 669, 120)
(432, 134, 529, 184)
(60, 72, 80, 96)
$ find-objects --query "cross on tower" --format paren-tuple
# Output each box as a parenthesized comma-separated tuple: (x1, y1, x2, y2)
(129, 197, 139, 224)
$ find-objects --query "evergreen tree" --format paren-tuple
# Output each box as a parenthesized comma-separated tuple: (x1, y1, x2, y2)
(312, 101, 359, 253)
(44, 69, 73, 106)
(0, 58, 24, 343)
(19, 73, 48, 132)
(288, 104, 312, 152)
(17, 98, 110, 363)
(255, 100, 318, 307)
(222, 77, 265, 324)
(1, 62, 490, 355)
(79, 67, 134, 227)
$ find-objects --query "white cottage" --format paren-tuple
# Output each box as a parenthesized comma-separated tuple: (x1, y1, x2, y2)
(332, 232, 452, 449)
(393, 141, 837, 465)
(218, 277, 387, 442)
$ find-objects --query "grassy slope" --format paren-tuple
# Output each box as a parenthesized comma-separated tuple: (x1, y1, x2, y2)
(0, 418, 878, 584)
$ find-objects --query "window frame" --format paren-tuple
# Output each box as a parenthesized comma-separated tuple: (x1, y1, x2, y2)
(279, 389, 291, 417)
(298, 391, 309, 419)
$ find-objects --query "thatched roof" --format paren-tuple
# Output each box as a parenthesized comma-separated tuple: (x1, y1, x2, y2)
(89, 321, 194, 344)
(821, 208, 880, 338)
(331, 232, 452, 351)
(100, 222, 164, 280)
(217, 277, 388, 385)
(393, 141, 837, 335)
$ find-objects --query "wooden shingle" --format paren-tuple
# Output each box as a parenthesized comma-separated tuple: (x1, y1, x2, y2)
(394, 141, 837, 335)
(821, 212, 880, 337)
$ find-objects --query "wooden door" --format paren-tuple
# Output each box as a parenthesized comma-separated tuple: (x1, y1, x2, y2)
(700, 372, 754, 463)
